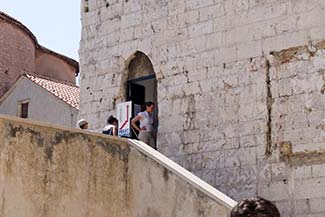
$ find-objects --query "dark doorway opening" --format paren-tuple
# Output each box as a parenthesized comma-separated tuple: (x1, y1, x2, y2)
(127, 74, 158, 148)
(126, 51, 158, 149)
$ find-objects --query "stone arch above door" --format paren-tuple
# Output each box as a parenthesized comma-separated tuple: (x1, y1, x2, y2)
(115, 51, 157, 106)
(126, 51, 155, 80)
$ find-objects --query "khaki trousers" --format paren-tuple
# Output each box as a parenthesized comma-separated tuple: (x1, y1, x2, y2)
(139, 131, 156, 149)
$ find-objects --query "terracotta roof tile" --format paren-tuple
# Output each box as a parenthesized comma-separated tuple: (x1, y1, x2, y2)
(26, 74, 80, 109)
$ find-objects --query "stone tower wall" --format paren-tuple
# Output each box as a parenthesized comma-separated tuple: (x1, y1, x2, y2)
(79, 1, 325, 216)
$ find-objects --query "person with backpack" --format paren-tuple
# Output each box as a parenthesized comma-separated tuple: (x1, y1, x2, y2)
(102, 115, 118, 136)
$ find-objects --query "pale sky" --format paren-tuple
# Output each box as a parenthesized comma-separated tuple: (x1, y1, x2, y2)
(0, 0, 81, 60)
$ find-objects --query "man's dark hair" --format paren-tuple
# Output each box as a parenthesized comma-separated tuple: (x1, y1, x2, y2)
(141, 101, 154, 111)
(231, 197, 281, 217)
(107, 115, 118, 124)
(144, 101, 154, 107)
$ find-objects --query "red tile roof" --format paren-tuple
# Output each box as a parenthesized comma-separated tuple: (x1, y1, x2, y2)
(26, 74, 80, 109)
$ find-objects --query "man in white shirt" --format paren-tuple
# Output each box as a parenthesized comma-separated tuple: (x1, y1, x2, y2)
(131, 102, 155, 148)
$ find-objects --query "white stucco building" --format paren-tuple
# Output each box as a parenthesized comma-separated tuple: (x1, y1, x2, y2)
(0, 74, 79, 128)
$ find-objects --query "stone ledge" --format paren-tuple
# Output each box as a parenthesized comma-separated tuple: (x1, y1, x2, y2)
(128, 139, 237, 209)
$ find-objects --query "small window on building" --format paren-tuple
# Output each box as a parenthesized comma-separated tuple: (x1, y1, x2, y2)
(18, 100, 29, 119)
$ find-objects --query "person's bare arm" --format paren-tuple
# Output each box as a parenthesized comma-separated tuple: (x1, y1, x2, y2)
(113, 126, 117, 136)
(131, 115, 142, 132)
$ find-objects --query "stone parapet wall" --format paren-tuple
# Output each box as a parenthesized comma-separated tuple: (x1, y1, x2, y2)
(0, 115, 234, 217)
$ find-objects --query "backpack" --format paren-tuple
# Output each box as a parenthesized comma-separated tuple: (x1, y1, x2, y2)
(102, 126, 113, 135)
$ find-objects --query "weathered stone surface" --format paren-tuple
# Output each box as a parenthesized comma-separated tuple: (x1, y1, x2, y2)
(0, 115, 234, 217)
(80, 0, 325, 216)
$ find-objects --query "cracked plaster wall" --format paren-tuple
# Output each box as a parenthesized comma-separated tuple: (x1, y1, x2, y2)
(79, 0, 325, 216)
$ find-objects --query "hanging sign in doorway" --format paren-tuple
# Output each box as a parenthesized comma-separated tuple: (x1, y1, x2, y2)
(117, 101, 132, 137)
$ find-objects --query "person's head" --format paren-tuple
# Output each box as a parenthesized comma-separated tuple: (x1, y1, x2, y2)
(144, 101, 155, 113)
(107, 115, 118, 126)
(231, 197, 280, 217)
(77, 119, 88, 129)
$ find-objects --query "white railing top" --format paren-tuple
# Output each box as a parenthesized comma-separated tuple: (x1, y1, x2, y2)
(128, 139, 237, 210)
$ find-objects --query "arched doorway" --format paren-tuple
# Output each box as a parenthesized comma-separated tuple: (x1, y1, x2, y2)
(126, 51, 158, 149)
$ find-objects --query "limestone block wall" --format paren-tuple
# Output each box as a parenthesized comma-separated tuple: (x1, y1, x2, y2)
(158, 56, 268, 199)
(0, 115, 235, 217)
(79, 0, 325, 120)
(258, 43, 325, 217)
(79, 0, 325, 216)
